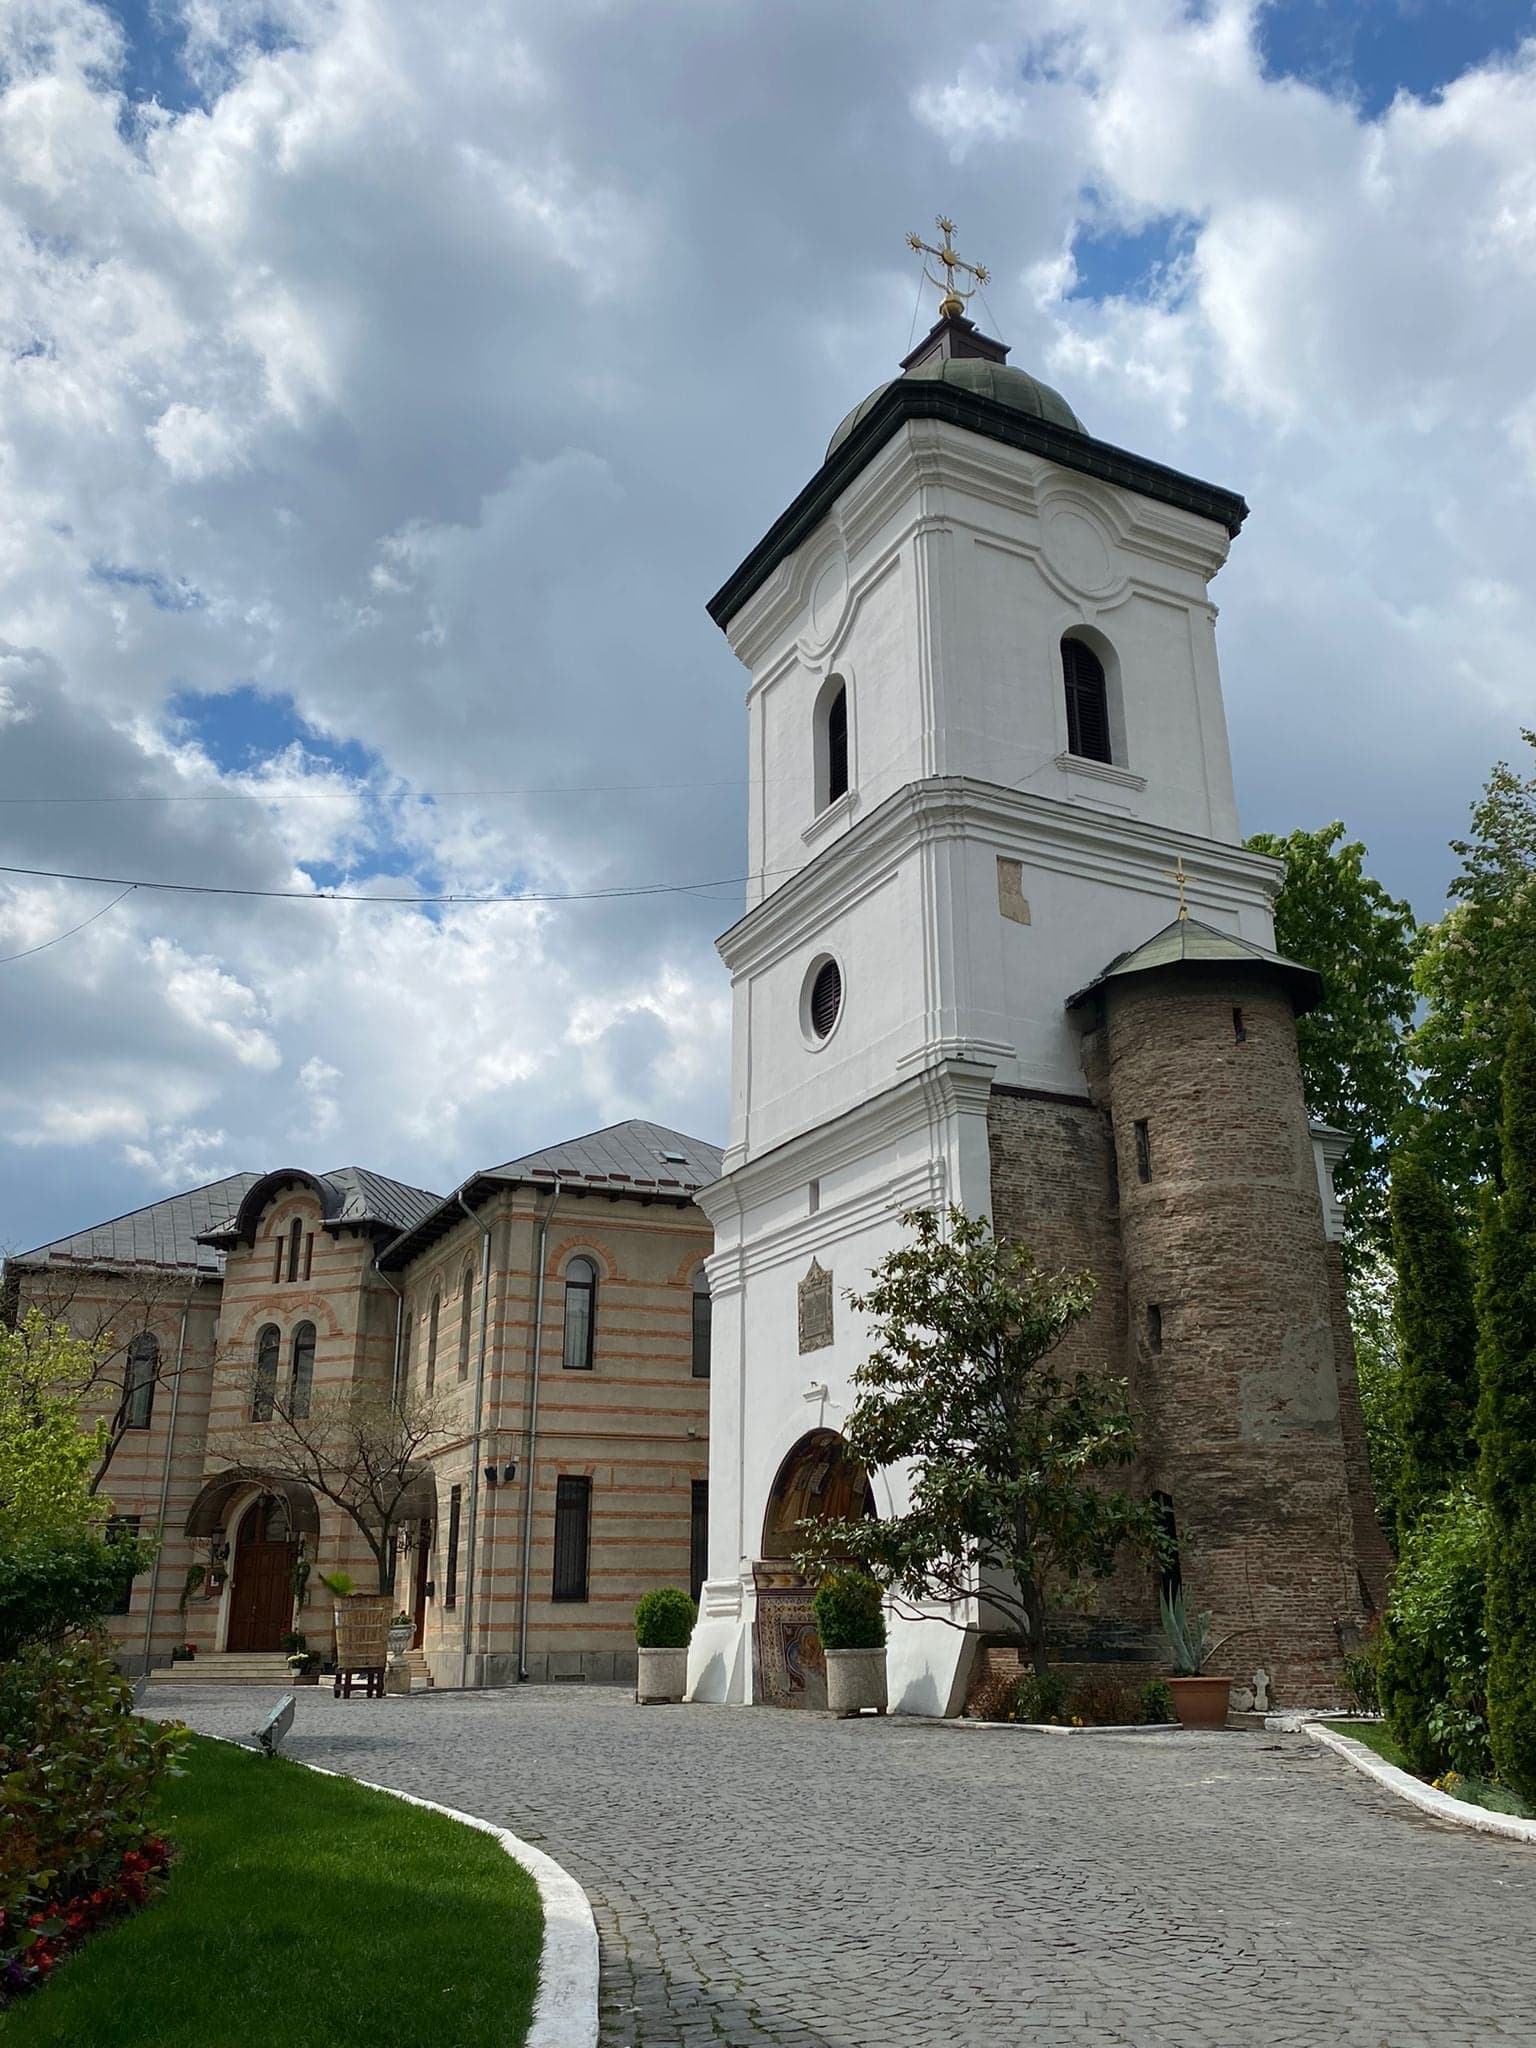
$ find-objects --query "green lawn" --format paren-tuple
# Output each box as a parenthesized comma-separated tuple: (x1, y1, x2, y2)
(1, 1735, 542, 2048)
(1323, 1718, 1408, 1769)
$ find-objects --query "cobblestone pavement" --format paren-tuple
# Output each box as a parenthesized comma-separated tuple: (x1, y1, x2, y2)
(151, 1683, 1536, 2047)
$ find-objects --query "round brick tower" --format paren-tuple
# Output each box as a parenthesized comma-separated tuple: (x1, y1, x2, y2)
(1087, 924, 1371, 1700)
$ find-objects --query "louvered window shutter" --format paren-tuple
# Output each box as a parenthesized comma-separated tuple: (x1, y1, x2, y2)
(1062, 639, 1112, 764)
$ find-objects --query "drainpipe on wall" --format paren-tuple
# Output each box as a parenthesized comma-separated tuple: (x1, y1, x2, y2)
(140, 1295, 191, 1675)
(518, 1179, 561, 1682)
(374, 1255, 405, 1404)
(457, 1193, 495, 1692)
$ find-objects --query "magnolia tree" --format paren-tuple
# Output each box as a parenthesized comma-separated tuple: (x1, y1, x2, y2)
(794, 1208, 1161, 1672)
(212, 1366, 457, 1595)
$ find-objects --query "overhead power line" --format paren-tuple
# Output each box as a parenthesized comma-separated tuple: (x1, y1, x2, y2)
(0, 776, 751, 808)
(0, 884, 139, 964)
(0, 859, 776, 907)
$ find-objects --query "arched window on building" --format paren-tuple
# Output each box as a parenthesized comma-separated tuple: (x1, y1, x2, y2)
(123, 1332, 158, 1430)
(562, 1257, 597, 1371)
(290, 1322, 316, 1419)
(1062, 636, 1112, 764)
(457, 1265, 475, 1383)
(252, 1324, 279, 1421)
(691, 1267, 712, 1380)
(813, 675, 851, 812)
(286, 1217, 304, 1283)
(426, 1290, 441, 1397)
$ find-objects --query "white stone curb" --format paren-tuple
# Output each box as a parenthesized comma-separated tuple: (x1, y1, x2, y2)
(198, 1733, 600, 2045)
(1305, 1721, 1536, 1847)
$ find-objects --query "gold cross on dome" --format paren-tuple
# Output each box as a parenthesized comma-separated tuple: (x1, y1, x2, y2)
(1167, 856, 1190, 921)
(907, 216, 990, 319)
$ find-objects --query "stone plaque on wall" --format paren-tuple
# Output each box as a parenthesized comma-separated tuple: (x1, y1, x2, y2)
(797, 1259, 834, 1353)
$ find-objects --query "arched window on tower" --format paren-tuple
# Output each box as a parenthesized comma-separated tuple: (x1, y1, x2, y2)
(813, 676, 851, 813)
(1062, 636, 1112, 764)
(290, 1322, 315, 1418)
(252, 1324, 279, 1422)
(562, 1257, 597, 1371)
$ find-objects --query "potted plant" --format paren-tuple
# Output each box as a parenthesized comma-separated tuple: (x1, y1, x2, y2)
(1159, 1590, 1236, 1729)
(387, 1611, 414, 1659)
(321, 1569, 392, 1670)
(813, 1568, 888, 1718)
(170, 1642, 196, 1663)
(634, 1587, 697, 1703)
(286, 1649, 322, 1686)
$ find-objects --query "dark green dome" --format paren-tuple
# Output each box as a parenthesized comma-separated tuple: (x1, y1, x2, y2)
(827, 353, 1085, 459)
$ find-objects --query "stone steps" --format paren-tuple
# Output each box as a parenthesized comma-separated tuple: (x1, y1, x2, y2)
(146, 1653, 292, 1686)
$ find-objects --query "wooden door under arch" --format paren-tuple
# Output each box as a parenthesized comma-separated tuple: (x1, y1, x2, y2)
(226, 1495, 299, 1653)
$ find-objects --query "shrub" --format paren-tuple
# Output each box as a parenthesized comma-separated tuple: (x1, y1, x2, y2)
(1139, 1677, 1175, 1724)
(0, 1635, 186, 2003)
(966, 1669, 1023, 1721)
(1016, 1666, 1071, 1724)
(1067, 1670, 1140, 1726)
(811, 1570, 886, 1651)
(633, 1587, 696, 1649)
(1342, 1640, 1380, 1716)
(0, 1529, 157, 1661)
(1379, 1487, 1491, 1779)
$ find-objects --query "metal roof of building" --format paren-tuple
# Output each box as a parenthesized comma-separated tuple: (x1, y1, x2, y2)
(378, 1120, 723, 1271)
(1066, 916, 1323, 1014)
(13, 1171, 266, 1275)
(198, 1165, 444, 1246)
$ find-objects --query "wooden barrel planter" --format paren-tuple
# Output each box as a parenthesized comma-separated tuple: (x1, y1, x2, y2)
(333, 1593, 392, 1671)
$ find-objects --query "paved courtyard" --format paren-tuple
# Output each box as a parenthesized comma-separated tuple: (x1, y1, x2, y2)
(151, 1683, 1535, 2047)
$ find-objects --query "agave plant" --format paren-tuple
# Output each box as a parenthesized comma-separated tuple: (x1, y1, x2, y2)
(1159, 1589, 1233, 1675)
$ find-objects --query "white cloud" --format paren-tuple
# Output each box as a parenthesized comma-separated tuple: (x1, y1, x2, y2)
(0, 0, 1532, 1248)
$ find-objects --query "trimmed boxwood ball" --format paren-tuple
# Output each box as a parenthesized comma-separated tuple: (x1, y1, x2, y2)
(634, 1587, 696, 1648)
(812, 1569, 887, 1651)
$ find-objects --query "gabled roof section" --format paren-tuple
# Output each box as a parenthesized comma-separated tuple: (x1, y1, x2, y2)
(378, 1120, 723, 1271)
(1065, 916, 1323, 1015)
(12, 1171, 266, 1276)
(198, 1165, 444, 1249)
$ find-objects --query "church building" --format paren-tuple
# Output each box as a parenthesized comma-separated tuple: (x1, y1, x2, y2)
(687, 231, 1390, 1714)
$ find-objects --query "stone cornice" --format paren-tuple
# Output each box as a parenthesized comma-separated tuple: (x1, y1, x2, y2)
(708, 380, 1247, 632)
(719, 776, 1285, 976)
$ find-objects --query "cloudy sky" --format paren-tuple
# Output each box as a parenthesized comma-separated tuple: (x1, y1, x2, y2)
(2, 0, 1533, 1252)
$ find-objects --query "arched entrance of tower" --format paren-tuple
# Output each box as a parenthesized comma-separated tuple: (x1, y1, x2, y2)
(752, 1429, 875, 1710)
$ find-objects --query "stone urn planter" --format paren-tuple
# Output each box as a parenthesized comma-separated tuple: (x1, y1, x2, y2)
(636, 1646, 690, 1704)
(812, 1569, 889, 1720)
(633, 1587, 698, 1705)
(825, 1646, 888, 1718)
(387, 1619, 414, 1660)
(1167, 1675, 1232, 1730)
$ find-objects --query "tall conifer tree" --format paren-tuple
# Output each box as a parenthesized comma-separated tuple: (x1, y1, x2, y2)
(1477, 1000, 1536, 1800)
(1390, 1154, 1478, 1531)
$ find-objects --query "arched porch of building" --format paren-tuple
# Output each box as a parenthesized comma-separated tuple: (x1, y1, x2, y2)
(390, 1467, 438, 1649)
(752, 1428, 875, 1709)
(184, 1472, 321, 1654)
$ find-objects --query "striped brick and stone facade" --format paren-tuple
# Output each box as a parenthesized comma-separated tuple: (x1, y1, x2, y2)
(6, 1121, 716, 1686)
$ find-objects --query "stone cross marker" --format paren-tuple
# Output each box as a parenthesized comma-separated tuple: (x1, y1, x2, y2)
(797, 1260, 834, 1354)
(1252, 1668, 1271, 1714)
(255, 1693, 296, 1759)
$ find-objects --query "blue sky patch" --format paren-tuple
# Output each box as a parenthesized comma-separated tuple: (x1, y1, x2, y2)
(93, 561, 205, 611)
(169, 685, 373, 781)
(1070, 213, 1195, 305)
(1257, 0, 1536, 119)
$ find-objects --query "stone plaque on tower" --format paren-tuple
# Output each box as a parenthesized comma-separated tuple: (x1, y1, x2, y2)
(797, 1260, 834, 1353)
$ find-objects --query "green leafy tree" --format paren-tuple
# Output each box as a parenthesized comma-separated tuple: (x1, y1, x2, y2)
(1476, 1000, 1536, 1801)
(1390, 1152, 1478, 1532)
(1412, 730, 1536, 1203)
(1347, 1254, 1403, 1540)
(0, 1311, 110, 1547)
(792, 1208, 1160, 1672)
(1245, 822, 1416, 1250)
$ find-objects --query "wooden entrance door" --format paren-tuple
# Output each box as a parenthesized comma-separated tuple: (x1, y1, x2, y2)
(227, 1496, 298, 1653)
(411, 1519, 432, 1649)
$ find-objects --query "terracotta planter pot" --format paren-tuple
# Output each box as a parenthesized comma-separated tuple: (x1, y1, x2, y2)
(636, 1646, 689, 1703)
(825, 1647, 888, 1718)
(1168, 1675, 1232, 1730)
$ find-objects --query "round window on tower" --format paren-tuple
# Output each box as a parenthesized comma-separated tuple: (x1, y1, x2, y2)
(800, 953, 844, 1049)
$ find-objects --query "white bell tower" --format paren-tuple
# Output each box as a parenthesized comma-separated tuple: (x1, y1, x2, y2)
(688, 253, 1293, 1714)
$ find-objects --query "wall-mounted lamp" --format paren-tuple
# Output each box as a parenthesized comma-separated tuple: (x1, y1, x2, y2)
(502, 1461, 517, 1484)
(483, 1464, 499, 1488)
(802, 1380, 828, 1403)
